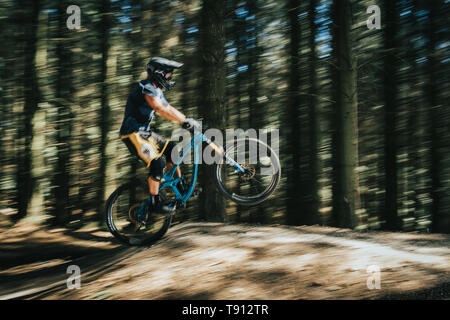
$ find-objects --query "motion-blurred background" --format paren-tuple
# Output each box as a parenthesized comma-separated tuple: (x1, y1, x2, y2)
(0, 0, 449, 233)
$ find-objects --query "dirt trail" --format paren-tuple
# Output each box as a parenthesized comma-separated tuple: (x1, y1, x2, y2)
(0, 220, 449, 299)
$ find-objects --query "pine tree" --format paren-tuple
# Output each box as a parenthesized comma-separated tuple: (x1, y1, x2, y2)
(382, 0, 400, 230)
(330, 0, 360, 228)
(198, 0, 226, 221)
(51, 0, 75, 225)
(14, 0, 41, 220)
(96, 0, 112, 222)
(285, 0, 303, 226)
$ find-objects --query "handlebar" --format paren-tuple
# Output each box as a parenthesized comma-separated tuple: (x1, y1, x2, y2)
(181, 119, 207, 132)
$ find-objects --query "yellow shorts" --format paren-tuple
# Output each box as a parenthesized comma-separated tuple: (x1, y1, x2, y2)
(121, 132, 170, 168)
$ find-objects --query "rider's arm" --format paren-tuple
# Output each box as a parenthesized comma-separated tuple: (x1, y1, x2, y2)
(145, 95, 186, 124)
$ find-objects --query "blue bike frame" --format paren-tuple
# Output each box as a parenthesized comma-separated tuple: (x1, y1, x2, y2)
(158, 131, 245, 207)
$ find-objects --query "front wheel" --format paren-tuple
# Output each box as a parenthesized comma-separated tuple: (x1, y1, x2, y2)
(214, 137, 281, 206)
(105, 179, 173, 246)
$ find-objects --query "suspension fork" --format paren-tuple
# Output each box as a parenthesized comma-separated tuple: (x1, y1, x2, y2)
(200, 133, 246, 173)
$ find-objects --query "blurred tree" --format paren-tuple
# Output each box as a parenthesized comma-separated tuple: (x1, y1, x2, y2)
(330, 0, 360, 228)
(307, 0, 320, 225)
(231, 0, 246, 223)
(127, 0, 144, 181)
(73, 1, 106, 220)
(404, 0, 425, 230)
(247, 0, 267, 223)
(176, 0, 201, 222)
(228, 0, 266, 223)
(382, 0, 400, 231)
(50, 0, 75, 225)
(147, 0, 167, 57)
(179, 0, 197, 116)
(0, 2, 21, 200)
(426, 0, 448, 233)
(96, 0, 112, 222)
(285, 0, 304, 226)
(14, 0, 41, 220)
(198, 0, 226, 221)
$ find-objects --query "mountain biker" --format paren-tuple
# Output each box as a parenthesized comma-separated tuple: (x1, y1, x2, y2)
(119, 57, 200, 221)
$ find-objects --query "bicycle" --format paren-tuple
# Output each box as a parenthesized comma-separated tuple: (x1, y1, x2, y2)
(105, 124, 281, 246)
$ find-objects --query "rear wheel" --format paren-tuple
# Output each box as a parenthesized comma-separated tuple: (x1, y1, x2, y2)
(105, 179, 173, 246)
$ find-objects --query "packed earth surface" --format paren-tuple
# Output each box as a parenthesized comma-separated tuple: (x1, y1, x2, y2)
(0, 214, 449, 300)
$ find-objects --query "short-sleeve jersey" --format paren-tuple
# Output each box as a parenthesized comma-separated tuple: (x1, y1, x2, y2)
(119, 80, 169, 135)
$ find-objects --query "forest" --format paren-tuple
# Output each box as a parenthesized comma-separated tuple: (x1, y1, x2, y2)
(0, 0, 449, 234)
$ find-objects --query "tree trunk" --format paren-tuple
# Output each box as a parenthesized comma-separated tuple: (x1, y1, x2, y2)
(247, 0, 266, 224)
(96, 0, 112, 223)
(426, 0, 446, 233)
(282, 0, 314, 225)
(14, 0, 41, 220)
(180, 0, 193, 116)
(307, 0, 320, 225)
(232, 0, 246, 223)
(331, 0, 360, 228)
(198, 0, 226, 222)
(285, 0, 303, 226)
(382, 0, 399, 230)
(405, 1, 423, 228)
(51, 1, 74, 225)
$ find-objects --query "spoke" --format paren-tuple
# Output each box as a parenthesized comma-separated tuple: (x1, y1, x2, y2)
(251, 183, 261, 195)
(219, 138, 279, 200)
(252, 176, 266, 186)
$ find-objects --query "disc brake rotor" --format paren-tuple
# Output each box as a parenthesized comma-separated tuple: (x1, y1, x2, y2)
(239, 163, 256, 181)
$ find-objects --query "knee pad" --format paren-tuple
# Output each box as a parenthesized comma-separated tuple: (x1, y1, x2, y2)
(148, 157, 164, 181)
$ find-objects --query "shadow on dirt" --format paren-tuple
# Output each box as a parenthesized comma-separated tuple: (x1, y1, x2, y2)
(378, 282, 450, 300)
(1, 221, 449, 300)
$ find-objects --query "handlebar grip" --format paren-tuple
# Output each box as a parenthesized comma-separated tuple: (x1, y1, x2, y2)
(182, 118, 201, 132)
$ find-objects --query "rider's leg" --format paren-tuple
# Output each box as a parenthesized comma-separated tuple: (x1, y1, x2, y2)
(123, 133, 174, 220)
(161, 140, 186, 193)
(166, 161, 181, 178)
(165, 161, 186, 194)
(148, 176, 160, 195)
(145, 157, 174, 215)
(148, 133, 181, 178)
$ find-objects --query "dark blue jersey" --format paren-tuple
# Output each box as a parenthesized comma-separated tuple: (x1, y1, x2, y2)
(119, 80, 169, 135)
